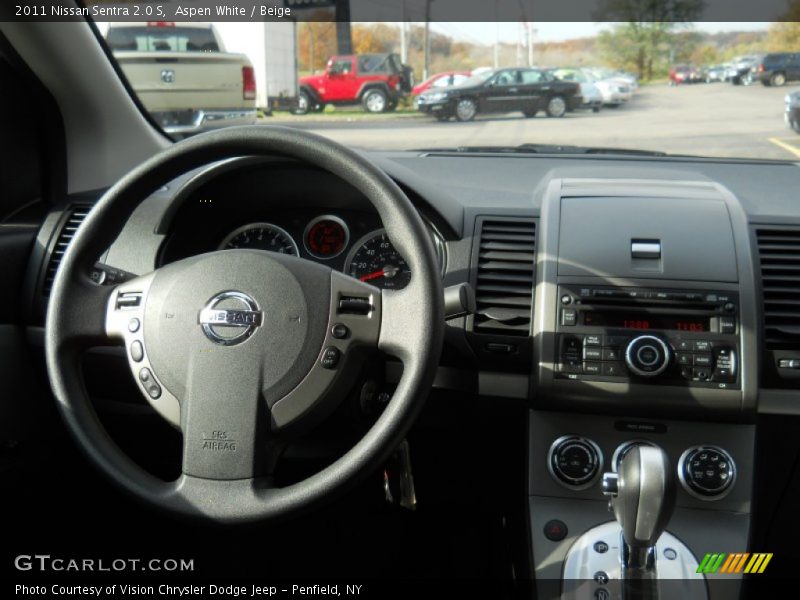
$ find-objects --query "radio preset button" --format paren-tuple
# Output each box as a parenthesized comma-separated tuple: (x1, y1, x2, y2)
(603, 362, 623, 376)
(677, 352, 692, 365)
(602, 348, 620, 361)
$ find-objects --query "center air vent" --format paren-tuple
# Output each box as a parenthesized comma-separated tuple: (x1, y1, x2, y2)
(472, 218, 536, 336)
(41, 205, 91, 296)
(757, 227, 800, 350)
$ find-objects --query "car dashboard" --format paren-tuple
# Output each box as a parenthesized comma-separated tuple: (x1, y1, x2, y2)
(22, 149, 800, 596)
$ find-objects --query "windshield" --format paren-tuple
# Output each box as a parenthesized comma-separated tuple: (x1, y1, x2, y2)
(91, 17, 800, 160)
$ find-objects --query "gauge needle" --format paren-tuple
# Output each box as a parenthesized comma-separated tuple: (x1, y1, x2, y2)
(359, 269, 385, 282)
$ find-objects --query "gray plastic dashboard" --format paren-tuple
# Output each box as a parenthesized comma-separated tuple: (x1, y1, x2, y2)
(27, 151, 800, 416)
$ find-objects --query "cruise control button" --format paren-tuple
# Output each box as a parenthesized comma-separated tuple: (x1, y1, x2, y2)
(320, 346, 341, 369)
(331, 323, 349, 339)
(130, 340, 144, 362)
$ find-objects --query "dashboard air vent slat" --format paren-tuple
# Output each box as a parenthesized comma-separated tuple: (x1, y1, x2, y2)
(757, 228, 800, 350)
(41, 206, 91, 297)
(472, 218, 536, 336)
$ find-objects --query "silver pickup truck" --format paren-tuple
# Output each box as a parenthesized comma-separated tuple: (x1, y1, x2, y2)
(106, 22, 257, 136)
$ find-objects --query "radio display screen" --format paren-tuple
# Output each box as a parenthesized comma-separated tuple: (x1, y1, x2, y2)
(583, 312, 709, 332)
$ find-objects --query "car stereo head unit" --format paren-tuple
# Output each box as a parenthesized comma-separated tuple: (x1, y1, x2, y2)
(556, 286, 739, 389)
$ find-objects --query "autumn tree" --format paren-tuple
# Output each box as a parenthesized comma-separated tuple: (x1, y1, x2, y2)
(595, 0, 704, 79)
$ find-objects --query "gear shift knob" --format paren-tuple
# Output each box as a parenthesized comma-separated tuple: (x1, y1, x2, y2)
(602, 445, 676, 570)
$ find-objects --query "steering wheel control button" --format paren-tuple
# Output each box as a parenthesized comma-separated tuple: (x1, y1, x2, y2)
(593, 541, 609, 554)
(116, 292, 142, 309)
(338, 296, 372, 315)
(130, 340, 144, 362)
(624, 335, 671, 377)
(679, 446, 736, 500)
(548, 436, 603, 489)
(320, 346, 341, 369)
(331, 323, 349, 339)
(137, 368, 162, 399)
(128, 318, 141, 333)
(543, 519, 568, 542)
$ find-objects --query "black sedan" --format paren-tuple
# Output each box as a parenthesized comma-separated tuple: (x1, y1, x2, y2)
(417, 67, 582, 122)
(787, 90, 800, 134)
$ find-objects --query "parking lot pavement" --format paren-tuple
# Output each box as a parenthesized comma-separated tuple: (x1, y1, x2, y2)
(270, 83, 800, 160)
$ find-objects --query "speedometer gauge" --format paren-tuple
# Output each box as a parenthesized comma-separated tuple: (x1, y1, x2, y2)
(219, 223, 299, 255)
(344, 230, 411, 290)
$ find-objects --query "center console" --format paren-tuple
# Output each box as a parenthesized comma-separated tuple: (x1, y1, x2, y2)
(527, 178, 759, 599)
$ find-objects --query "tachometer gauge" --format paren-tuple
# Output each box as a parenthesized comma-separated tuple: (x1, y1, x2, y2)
(344, 230, 411, 290)
(219, 223, 299, 255)
(304, 215, 349, 259)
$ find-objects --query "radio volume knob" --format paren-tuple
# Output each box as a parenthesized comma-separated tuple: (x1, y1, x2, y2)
(624, 335, 672, 377)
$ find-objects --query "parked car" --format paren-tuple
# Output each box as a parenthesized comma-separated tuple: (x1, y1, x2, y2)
(296, 53, 414, 114)
(669, 65, 702, 85)
(551, 68, 603, 112)
(412, 71, 472, 96)
(703, 65, 727, 83)
(105, 22, 257, 137)
(727, 55, 762, 85)
(755, 53, 800, 87)
(416, 67, 582, 121)
(787, 90, 800, 133)
(584, 68, 633, 107)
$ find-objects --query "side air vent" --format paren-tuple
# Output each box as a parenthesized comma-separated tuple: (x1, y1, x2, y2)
(41, 205, 91, 296)
(757, 228, 800, 350)
(472, 218, 536, 336)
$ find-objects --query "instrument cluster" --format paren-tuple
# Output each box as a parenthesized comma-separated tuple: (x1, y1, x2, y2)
(215, 214, 443, 290)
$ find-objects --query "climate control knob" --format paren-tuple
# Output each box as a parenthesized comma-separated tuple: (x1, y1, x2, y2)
(624, 335, 671, 377)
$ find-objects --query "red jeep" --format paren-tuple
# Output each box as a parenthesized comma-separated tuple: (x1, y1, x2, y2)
(296, 53, 414, 114)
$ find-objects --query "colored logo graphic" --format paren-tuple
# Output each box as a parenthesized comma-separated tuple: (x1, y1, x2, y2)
(697, 553, 773, 574)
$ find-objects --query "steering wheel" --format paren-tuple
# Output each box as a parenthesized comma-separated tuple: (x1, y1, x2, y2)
(45, 127, 444, 523)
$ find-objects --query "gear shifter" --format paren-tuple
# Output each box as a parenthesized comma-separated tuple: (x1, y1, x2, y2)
(603, 445, 676, 572)
(562, 444, 705, 599)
